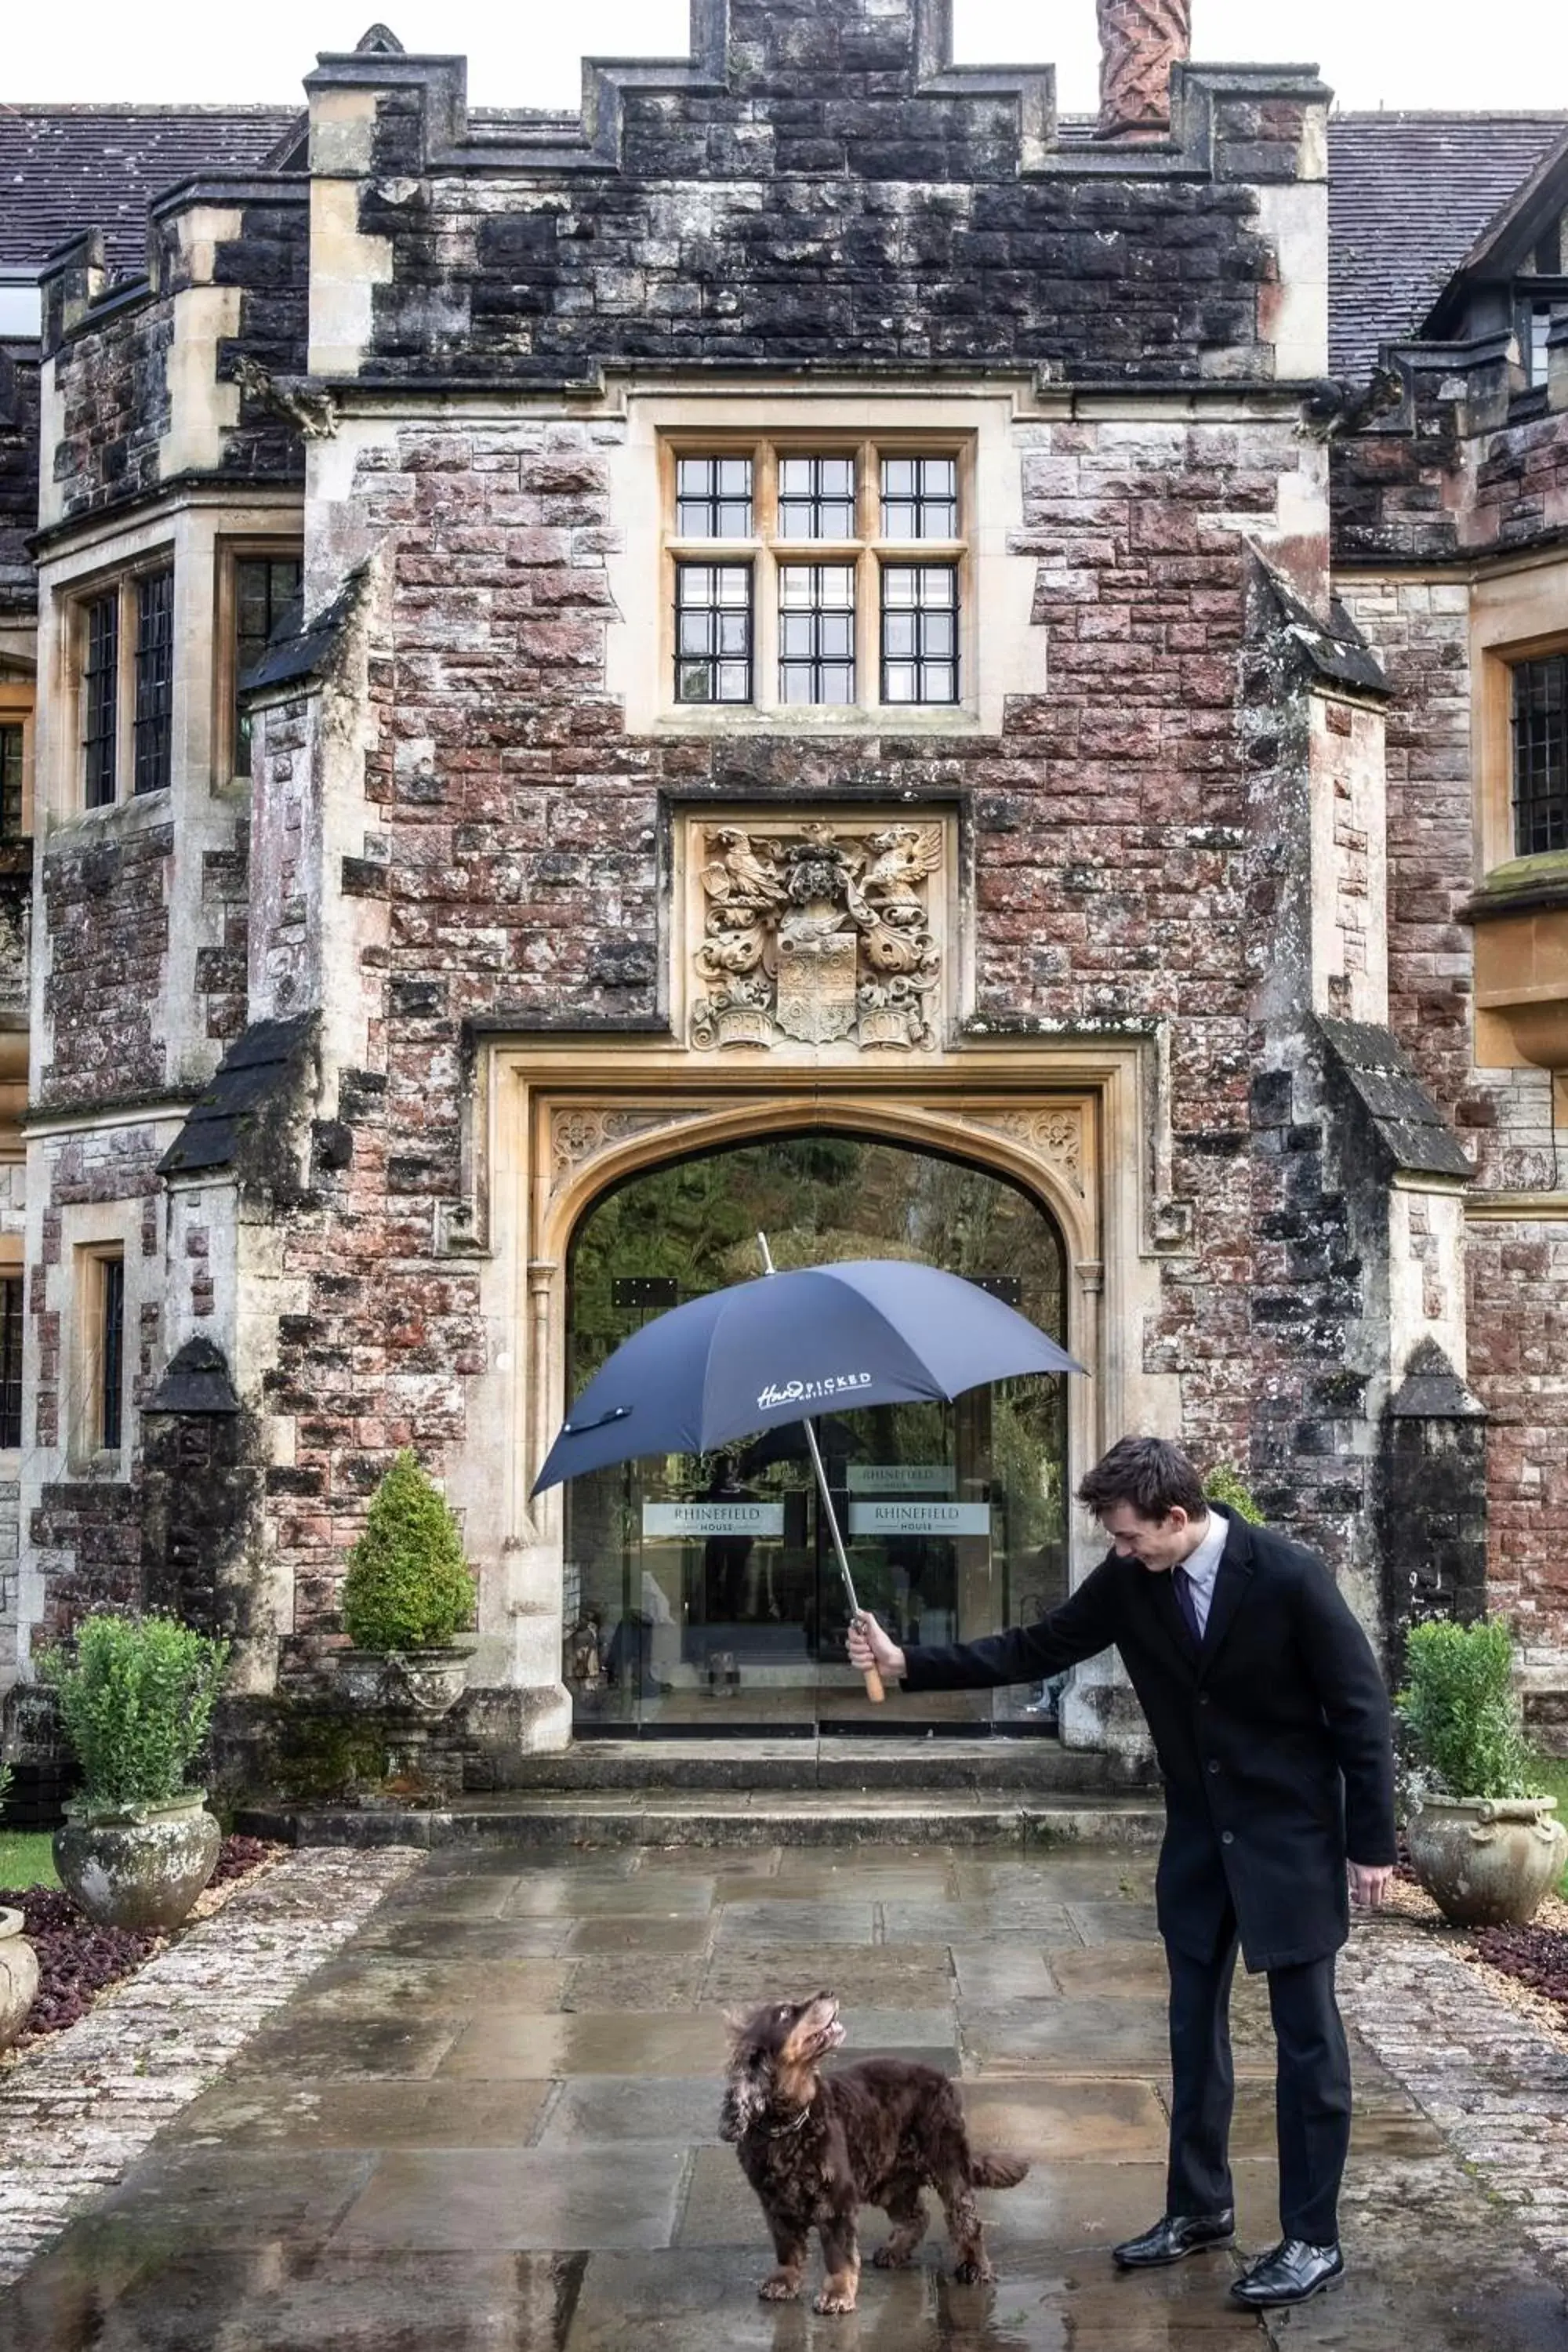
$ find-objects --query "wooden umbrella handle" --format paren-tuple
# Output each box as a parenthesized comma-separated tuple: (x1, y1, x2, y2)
(862, 1663, 886, 1705)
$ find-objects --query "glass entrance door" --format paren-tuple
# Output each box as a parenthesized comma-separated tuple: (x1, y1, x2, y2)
(561, 1133, 1069, 1733)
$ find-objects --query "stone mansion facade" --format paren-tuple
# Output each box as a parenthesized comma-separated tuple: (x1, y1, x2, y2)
(0, 0, 1566, 1771)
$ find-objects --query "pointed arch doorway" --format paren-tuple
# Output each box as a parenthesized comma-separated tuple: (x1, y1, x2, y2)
(562, 1130, 1069, 1734)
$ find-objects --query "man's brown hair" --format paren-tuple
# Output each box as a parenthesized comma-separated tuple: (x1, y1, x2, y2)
(1076, 1436, 1209, 1523)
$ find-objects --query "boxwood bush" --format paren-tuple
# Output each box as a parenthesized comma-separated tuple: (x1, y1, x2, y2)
(1397, 1617, 1543, 1802)
(340, 1449, 477, 1653)
(38, 1613, 230, 1812)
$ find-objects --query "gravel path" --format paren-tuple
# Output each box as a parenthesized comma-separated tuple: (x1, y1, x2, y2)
(1341, 1916, 1568, 2293)
(0, 1845, 423, 2285)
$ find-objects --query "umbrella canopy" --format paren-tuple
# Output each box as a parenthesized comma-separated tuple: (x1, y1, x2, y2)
(532, 1258, 1082, 1496)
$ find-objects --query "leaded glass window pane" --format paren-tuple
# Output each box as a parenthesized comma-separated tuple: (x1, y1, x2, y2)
(675, 564, 753, 702)
(676, 456, 753, 540)
(1514, 652, 1568, 856)
(779, 564, 855, 705)
(0, 725, 24, 842)
(132, 568, 174, 796)
(880, 455, 958, 542)
(881, 565, 960, 705)
(234, 554, 303, 775)
(779, 456, 856, 541)
(82, 593, 118, 808)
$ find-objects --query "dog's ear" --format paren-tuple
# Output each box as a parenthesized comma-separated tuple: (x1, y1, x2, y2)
(722, 2005, 756, 2043)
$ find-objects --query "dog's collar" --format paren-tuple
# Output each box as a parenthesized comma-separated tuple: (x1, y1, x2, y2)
(766, 2101, 813, 2139)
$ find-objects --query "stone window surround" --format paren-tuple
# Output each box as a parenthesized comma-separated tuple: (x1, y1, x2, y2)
(35, 492, 304, 827)
(62, 552, 178, 814)
(0, 678, 34, 842)
(71, 1238, 127, 1469)
(427, 1032, 1185, 1723)
(1473, 557, 1568, 877)
(662, 429, 970, 717)
(604, 387, 1038, 739)
(1468, 557, 1568, 1107)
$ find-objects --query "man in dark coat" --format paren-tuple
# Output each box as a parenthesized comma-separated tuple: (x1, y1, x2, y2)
(848, 1436, 1396, 2310)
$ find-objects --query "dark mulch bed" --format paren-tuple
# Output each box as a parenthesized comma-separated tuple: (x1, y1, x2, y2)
(1470, 1924, 1568, 2016)
(0, 1835, 277, 2047)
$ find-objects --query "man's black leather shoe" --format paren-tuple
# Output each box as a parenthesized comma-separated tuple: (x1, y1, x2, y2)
(1228, 2239, 1344, 2307)
(1112, 2211, 1236, 2268)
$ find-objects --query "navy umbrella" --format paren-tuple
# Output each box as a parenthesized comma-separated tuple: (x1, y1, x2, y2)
(534, 1236, 1083, 1703)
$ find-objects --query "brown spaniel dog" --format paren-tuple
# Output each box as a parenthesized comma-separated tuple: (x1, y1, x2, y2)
(720, 1991, 1028, 2314)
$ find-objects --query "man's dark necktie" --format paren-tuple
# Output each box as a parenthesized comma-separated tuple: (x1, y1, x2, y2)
(1174, 1566, 1203, 1650)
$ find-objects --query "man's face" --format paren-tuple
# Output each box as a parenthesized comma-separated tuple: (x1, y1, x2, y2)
(1099, 1501, 1195, 1573)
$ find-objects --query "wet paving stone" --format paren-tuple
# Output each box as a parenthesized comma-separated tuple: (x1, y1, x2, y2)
(332, 2145, 688, 2252)
(713, 1900, 880, 1945)
(949, 1944, 1060, 2002)
(564, 1956, 710, 2011)
(9, 1836, 1568, 2349)
(538, 2074, 724, 2145)
(173, 2076, 554, 2151)
(230, 2012, 466, 2079)
(1063, 1900, 1163, 1944)
(438, 2011, 725, 2080)
(352, 1914, 578, 1960)
(3, 2245, 575, 2352)
(880, 1899, 1079, 1944)
(502, 1875, 717, 1918)
(87, 2143, 379, 2249)
(566, 1915, 714, 1955)
(702, 1943, 956, 2005)
(960, 1997, 1187, 2077)
(956, 2075, 1171, 2162)
(286, 1955, 574, 2016)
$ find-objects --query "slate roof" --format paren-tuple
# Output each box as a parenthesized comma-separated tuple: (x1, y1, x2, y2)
(159, 1014, 316, 1181)
(1329, 111, 1568, 383)
(1316, 1017, 1473, 1181)
(0, 107, 300, 275)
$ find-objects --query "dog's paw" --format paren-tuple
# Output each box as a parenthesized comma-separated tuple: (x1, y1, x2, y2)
(952, 2258, 995, 2286)
(871, 2245, 910, 2269)
(812, 2289, 858, 2315)
(758, 2274, 801, 2302)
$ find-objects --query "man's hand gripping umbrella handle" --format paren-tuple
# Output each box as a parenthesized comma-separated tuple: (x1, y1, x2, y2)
(757, 1233, 884, 1704)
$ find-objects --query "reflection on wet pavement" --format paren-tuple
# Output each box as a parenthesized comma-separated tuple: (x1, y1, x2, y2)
(7, 1842, 1567, 2350)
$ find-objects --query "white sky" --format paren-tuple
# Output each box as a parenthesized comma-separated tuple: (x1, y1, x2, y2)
(2, 0, 1566, 114)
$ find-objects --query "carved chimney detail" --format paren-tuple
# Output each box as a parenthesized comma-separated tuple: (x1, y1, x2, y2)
(1097, 0, 1192, 139)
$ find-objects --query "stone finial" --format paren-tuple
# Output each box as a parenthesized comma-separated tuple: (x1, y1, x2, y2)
(1097, 0, 1191, 139)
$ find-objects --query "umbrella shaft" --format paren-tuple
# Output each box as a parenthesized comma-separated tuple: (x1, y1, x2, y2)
(802, 1414, 860, 1621)
(757, 1234, 861, 1624)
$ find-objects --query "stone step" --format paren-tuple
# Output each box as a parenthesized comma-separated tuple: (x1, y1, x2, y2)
(469, 1736, 1156, 1796)
(238, 1790, 1165, 1852)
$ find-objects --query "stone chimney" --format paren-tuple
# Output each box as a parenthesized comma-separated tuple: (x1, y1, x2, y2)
(1097, 0, 1192, 139)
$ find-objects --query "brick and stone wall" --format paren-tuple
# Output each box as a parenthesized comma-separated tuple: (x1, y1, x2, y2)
(312, 6, 1323, 389)
(38, 823, 172, 1110)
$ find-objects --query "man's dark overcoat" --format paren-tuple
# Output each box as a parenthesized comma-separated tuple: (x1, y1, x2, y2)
(901, 1512, 1396, 1971)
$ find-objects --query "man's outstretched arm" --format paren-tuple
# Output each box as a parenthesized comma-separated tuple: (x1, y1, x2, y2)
(850, 1558, 1120, 1692)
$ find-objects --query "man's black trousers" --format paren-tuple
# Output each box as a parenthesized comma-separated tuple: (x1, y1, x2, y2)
(1163, 1903, 1352, 2245)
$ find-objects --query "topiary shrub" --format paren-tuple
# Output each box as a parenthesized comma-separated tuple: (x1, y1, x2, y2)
(340, 1450, 477, 1653)
(1203, 1463, 1264, 1524)
(37, 1613, 230, 1812)
(1397, 1617, 1543, 1801)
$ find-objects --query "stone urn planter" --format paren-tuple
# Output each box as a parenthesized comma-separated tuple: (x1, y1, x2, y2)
(53, 1791, 222, 1934)
(0, 1906, 40, 2049)
(336, 1644, 474, 1716)
(1406, 1795, 1568, 1928)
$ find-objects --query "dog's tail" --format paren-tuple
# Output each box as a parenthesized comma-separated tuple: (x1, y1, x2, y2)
(969, 2151, 1029, 2190)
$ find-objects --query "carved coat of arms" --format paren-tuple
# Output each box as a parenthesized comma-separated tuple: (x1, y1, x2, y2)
(691, 822, 945, 1052)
